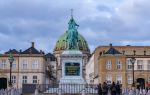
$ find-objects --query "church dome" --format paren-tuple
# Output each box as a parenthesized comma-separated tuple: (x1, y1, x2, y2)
(54, 32, 90, 52)
(54, 17, 90, 54)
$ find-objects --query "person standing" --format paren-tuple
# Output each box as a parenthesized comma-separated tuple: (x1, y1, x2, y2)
(102, 82, 108, 95)
(97, 83, 102, 95)
(116, 81, 121, 95)
(111, 82, 117, 95)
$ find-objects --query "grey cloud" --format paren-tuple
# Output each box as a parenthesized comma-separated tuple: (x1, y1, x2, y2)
(0, 0, 150, 53)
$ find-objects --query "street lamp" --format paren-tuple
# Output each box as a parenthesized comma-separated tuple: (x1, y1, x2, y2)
(8, 53, 14, 87)
(130, 57, 136, 87)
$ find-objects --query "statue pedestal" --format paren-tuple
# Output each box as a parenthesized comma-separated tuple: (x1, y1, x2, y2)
(59, 50, 86, 93)
(60, 76, 85, 84)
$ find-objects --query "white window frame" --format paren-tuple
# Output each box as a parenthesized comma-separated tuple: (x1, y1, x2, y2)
(12, 59, 16, 69)
(148, 76, 150, 82)
(1, 59, 7, 69)
(22, 76, 27, 84)
(32, 60, 39, 69)
(106, 60, 112, 70)
(127, 60, 132, 70)
(12, 76, 16, 83)
(22, 59, 28, 69)
(33, 76, 38, 84)
(128, 76, 133, 84)
(137, 60, 143, 70)
(116, 75, 122, 84)
(106, 74, 112, 84)
(148, 60, 150, 70)
(116, 59, 122, 70)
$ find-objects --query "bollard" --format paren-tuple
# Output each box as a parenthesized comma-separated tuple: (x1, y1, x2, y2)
(135, 89, 139, 95)
(34, 88, 39, 95)
(58, 89, 62, 95)
(143, 89, 146, 95)
(82, 89, 85, 95)
(11, 88, 14, 95)
(139, 89, 142, 95)
(148, 90, 150, 95)
(58, 91, 62, 95)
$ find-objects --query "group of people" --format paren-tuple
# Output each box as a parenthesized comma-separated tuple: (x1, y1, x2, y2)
(97, 82, 121, 95)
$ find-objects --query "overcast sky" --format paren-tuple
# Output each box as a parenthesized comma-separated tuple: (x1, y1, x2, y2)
(0, 0, 150, 53)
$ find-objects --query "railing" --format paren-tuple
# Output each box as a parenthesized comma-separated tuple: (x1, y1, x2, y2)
(0, 88, 21, 95)
(22, 84, 150, 95)
(23, 84, 98, 94)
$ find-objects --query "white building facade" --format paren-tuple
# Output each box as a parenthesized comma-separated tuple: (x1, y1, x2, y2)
(0, 42, 45, 89)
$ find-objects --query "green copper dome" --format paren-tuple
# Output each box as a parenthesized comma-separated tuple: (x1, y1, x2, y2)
(54, 17, 90, 53)
(54, 32, 90, 52)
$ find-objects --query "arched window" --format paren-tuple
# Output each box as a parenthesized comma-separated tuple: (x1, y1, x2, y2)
(106, 60, 111, 70)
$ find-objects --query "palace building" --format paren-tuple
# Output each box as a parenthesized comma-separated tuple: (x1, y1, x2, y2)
(0, 42, 49, 89)
(86, 44, 150, 88)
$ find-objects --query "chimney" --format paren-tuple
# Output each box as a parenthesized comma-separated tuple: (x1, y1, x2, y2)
(109, 43, 112, 47)
(32, 42, 34, 48)
(144, 50, 146, 55)
(133, 50, 136, 55)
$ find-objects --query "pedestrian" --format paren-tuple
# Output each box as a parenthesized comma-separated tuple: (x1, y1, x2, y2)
(116, 81, 121, 95)
(111, 82, 117, 95)
(102, 82, 108, 95)
(97, 83, 102, 95)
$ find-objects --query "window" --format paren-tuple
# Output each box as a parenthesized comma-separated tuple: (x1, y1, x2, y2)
(12, 59, 16, 69)
(127, 60, 132, 70)
(137, 60, 143, 70)
(22, 60, 28, 69)
(1, 59, 7, 69)
(116, 59, 122, 70)
(12, 76, 16, 83)
(148, 60, 150, 70)
(106, 60, 112, 70)
(148, 76, 150, 82)
(33, 76, 38, 84)
(22, 76, 27, 84)
(32, 60, 39, 69)
(128, 76, 133, 84)
(106, 74, 112, 84)
(116, 75, 122, 84)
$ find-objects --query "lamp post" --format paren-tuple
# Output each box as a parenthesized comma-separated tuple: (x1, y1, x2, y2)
(130, 57, 136, 87)
(8, 53, 14, 87)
